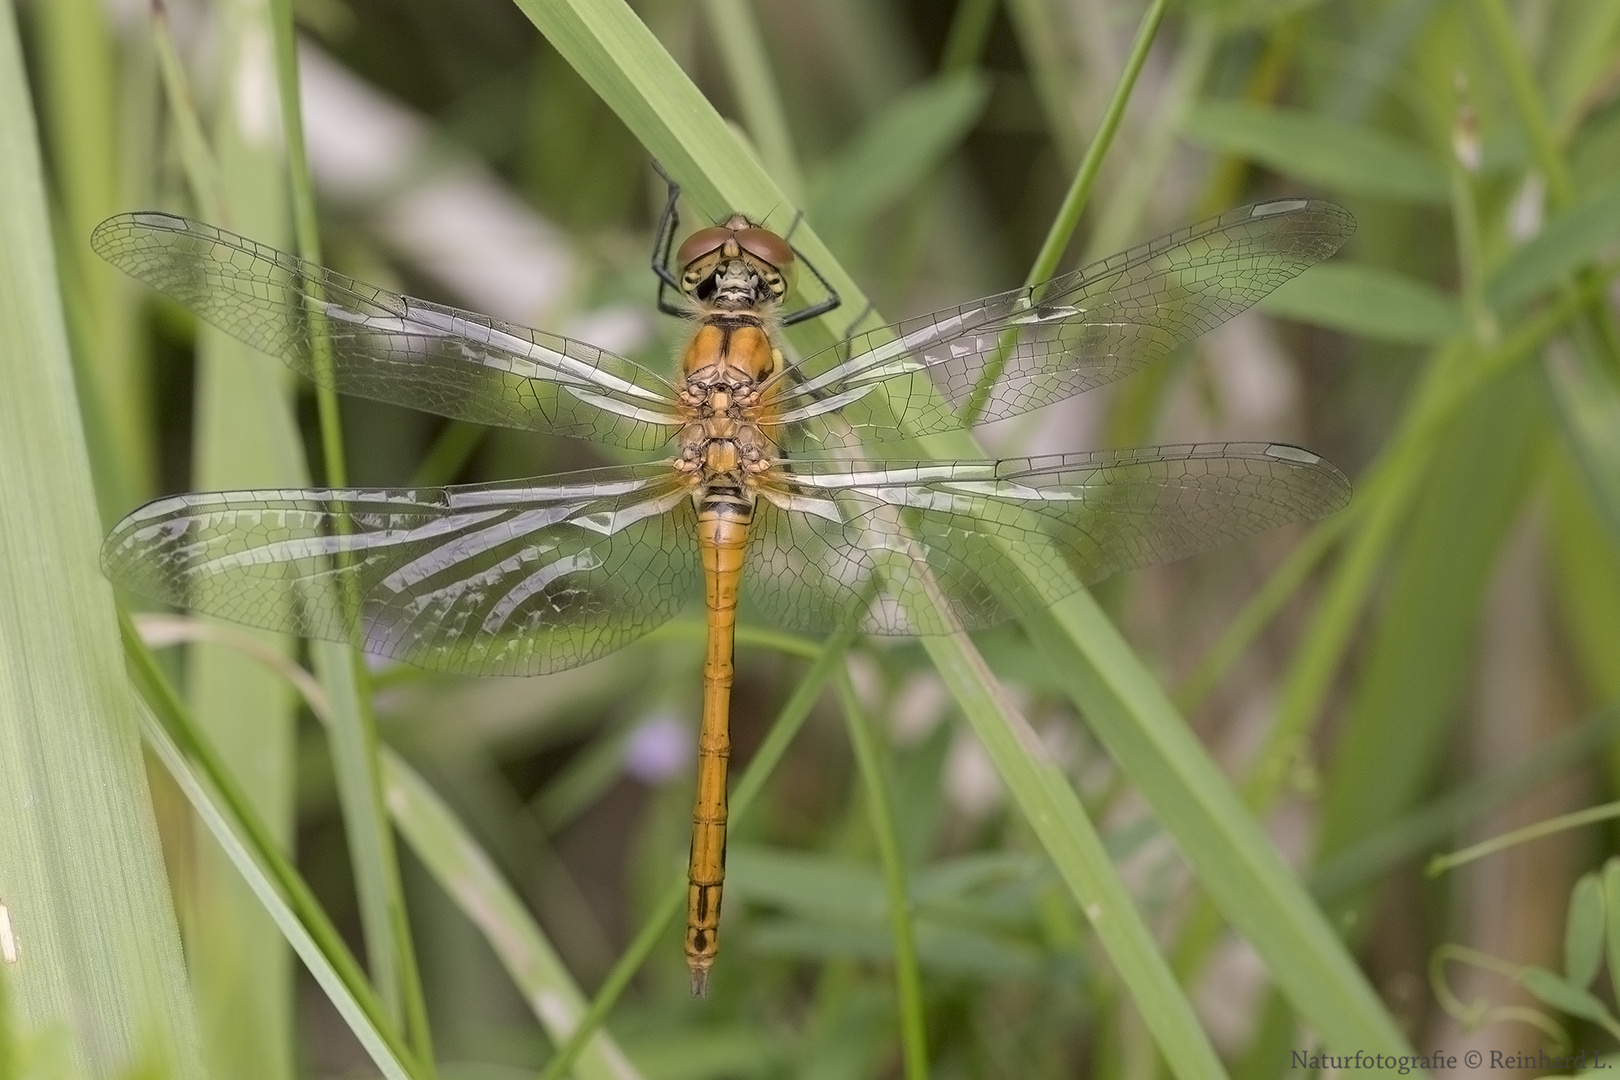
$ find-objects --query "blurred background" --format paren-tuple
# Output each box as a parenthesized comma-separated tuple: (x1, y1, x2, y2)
(14, 0, 1620, 1076)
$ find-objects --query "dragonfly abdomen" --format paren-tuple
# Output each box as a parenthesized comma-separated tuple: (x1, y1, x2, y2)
(686, 500, 752, 996)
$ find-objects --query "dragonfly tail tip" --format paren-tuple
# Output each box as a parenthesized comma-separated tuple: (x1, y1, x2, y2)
(688, 964, 712, 998)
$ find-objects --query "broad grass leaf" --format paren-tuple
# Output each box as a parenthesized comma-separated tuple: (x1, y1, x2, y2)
(810, 73, 990, 232)
(747, 916, 1047, 979)
(726, 846, 887, 922)
(1520, 966, 1615, 1025)
(1488, 178, 1620, 312)
(1182, 101, 1447, 203)
(1313, 367, 1543, 916)
(1261, 263, 1463, 344)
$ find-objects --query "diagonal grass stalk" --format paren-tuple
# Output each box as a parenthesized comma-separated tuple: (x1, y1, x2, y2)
(120, 614, 419, 1075)
(956, 0, 1168, 427)
(265, 0, 435, 1057)
(131, 613, 644, 1080)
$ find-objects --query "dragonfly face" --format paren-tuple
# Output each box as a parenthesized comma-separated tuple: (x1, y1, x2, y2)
(675, 213, 796, 308)
(93, 182, 1356, 995)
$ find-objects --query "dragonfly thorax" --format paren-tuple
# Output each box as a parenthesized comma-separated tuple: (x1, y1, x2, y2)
(680, 315, 781, 384)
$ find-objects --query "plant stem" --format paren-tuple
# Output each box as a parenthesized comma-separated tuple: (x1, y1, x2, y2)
(837, 668, 928, 1080)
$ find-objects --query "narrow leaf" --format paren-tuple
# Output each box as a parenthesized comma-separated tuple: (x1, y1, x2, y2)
(810, 73, 990, 231)
(1520, 966, 1615, 1025)
(1605, 858, 1620, 1008)
(1565, 872, 1606, 990)
(385, 758, 644, 1080)
(1545, 340, 1620, 543)
(1488, 178, 1620, 312)
(139, 712, 414, 1080)
(922, 633, 1229, 1080)
(0, 4, 202, 1071)
(1182, 101, 1448, 203)
(1261, 262, 1463, 344)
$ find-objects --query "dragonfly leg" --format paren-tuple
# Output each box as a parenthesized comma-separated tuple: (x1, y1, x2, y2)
(780, 245, 842, 327)
(650, 160, 687, 317)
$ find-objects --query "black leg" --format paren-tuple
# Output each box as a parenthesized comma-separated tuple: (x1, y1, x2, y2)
(650, 161, 687, 317)
(780, 246, 842, 327)
(782, 207, 804, 241)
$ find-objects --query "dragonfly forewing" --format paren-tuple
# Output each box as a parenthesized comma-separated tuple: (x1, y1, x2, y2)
(744, 443, 1351, 636)
(91, 213, 685, 451)
(102, 466, 703, 676)
(761, 200, 1355, 450)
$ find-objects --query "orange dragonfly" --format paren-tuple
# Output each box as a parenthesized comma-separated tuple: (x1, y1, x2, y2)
(94, 180, 1354, 994)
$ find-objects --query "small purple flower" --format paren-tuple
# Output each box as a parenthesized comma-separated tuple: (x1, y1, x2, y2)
(625, 713, 691, 783)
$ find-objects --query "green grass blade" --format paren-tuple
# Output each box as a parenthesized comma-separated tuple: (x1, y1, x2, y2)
(1469, 0, 1574, 206)
(921, 632, 1229, 1080)
(268, 0, 433, 1051)
(809, 72, 989, 232)
(1314, 368, 1545, 916)
(181, 4, 300, 1075)
(836, 670, 928, 1080)
(32, 0, 151, 516)
(1549, 457, 1620, 704)
(1431, 802, 1620, 878)
(138, 709, 415, 1080)
(1261, 262, 1465, 344)
(121, 617, 415, 1073)
(1181, 101, 1449, 203)
(386, 758, 644, 1080)
(1487, 178, 1620, 312)
(149, 4, 223, 221)
(701, 0, 803, 199)
(1547, 331, 1620, 547)
(1024, 0, 1168, 287)
(137, 617, 644, 1078)
(537, 632, 853, 1080)
(1311, 706, 1620, 901)
(939, 0, 997, 72)
(0, 3, 201, 1069)
(1028, 598, 1414, 1064)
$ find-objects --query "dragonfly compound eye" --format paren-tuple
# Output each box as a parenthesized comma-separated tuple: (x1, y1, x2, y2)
(676, 226, 734, 272)
(735, 228, 796, 300)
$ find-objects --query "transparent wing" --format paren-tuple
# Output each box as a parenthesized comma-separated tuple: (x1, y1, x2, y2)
(92, 212, 685, 451)
(103, 466, 702, 676)
(762, 200, 1354, 449)
(743, 443, 1350, 635)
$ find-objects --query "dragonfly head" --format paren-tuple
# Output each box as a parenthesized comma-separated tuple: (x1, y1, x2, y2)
(676, 214, 796, 310)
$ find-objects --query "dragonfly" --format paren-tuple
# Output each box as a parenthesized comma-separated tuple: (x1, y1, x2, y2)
(94, 177, 1355, 995)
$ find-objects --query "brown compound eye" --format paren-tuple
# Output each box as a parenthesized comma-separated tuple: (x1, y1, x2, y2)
(676, 226, 734, 270)
(735, 227, 794, 271)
